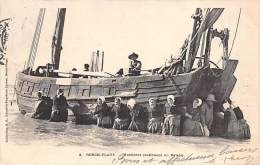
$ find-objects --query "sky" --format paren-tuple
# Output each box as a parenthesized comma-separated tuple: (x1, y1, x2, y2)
(1, 3, 246, 79)
(1, 2, 260, 106)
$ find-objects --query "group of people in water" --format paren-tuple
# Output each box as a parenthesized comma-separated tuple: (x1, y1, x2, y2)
(31, 88, 250, 140)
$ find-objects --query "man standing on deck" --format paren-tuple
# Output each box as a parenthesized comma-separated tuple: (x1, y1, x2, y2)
(83, 64, 89, 78)
(128, 52, 142, 76)
(50, 89, 69, 122)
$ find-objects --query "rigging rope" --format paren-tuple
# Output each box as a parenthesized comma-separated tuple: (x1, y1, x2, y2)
(217, 8, 241, 65)
(228, 8, 241, 58)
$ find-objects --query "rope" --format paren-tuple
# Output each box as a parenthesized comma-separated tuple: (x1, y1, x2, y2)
(217, 8, 241, 65)
(159, 8, 212, 73)
(228, 8, 241, 58)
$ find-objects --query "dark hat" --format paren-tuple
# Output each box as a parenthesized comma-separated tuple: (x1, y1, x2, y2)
(128, 52, 139, 60)
(206, 94, 216, 102)
(84, 64, 89, 68)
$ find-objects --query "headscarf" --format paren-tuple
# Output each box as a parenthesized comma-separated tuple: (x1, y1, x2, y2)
(115, 97, 122, 102)
(223, 102, 230, 110)
(193, 98, 202, 108)
(148, 97, 157, 108)
(98, 96, 106, 104)
(127, 98, 136, 109)
(148, 97, 157, 103)
(167, 95, 175, 106)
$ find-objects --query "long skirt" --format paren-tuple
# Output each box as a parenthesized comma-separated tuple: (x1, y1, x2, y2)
(183, 118, 204, 136)
(162, 115, 181, 136)
(113, 118, 130, 130)
(147, 118, 163, 134)
(97, 116, 113, 128)
(227, 120, 251, 139)
(31, 101, 52, 120)
(49, 109, 68, 122)
(128, 120, 147, 132)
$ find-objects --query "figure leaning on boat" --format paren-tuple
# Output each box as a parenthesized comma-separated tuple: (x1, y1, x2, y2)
(128, 98, 148, 132)
(49, 89, 69, 122)
(217, 100, 251, 139)
(29, 90, 251, 139)
(31, 91, 52, 120)
(147, 97, 164, 134)
(111, 97, 131, 130)
(162, 95, 182, 136)
(94, 96, 113, 128)
(182, 98, 205, 136)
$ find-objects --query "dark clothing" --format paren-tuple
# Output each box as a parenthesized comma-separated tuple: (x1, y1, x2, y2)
(129, 60, 142, 76)
(72, 74, 80, 78)
(71, 102, 94, 125)
(201, 102, 214, 130)
(129, 105, 148, 122)
(50, 95, 68, 122)
(35, 66, 47, 77)
(162, 103, 182, 135)
(147, 105, 164, 120)
(111, 104, 131, 120)
(224, 108, 250, 139)
(111, 103, 131, 130)
(83, 69, 89, 78)
(128, 105, 148, 132)
(94, 103, 113, 128)
(182, 107, 204, 136)
(31, 96, 52, 120)
(94, 103, 111, 118)
(147, 105, 164, 133)
(233, 107, 244, 120)
(189, 106, 203, 123)
(164, 103, 183, 116)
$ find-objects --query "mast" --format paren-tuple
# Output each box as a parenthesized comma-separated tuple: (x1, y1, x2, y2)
(184, 8, 203, 72)
(51, 8, 66, 70)
(184, 8, 224, 72)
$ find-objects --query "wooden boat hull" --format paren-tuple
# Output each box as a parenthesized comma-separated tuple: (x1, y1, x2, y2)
(15, 60, 238, 121)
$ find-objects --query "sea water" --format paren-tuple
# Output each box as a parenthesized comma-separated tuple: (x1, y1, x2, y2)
(2, 87, 259, 165)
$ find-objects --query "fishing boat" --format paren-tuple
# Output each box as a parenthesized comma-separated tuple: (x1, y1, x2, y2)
(15, 8, 238, 123)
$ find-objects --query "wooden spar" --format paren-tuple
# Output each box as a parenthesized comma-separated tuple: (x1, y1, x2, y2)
(211, 28, 230, 69)
(51, 8, 66, 70)
(184, 8, 224, 72)
(101, 51, 104, 72)
(53, 70, 112, 77)
(204, 26, 213, 67)
(222, 28, 229, 69)
(198, 31, 206, 67)
(184, 8, 202, 72)
(96, 50, 100, 72)
(90, 51, 95, 72)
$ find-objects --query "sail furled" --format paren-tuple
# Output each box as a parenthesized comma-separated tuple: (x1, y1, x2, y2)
(90, 50, 104, 72)
(26, 8, 45, 69)
(185, 8, 224, 72)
